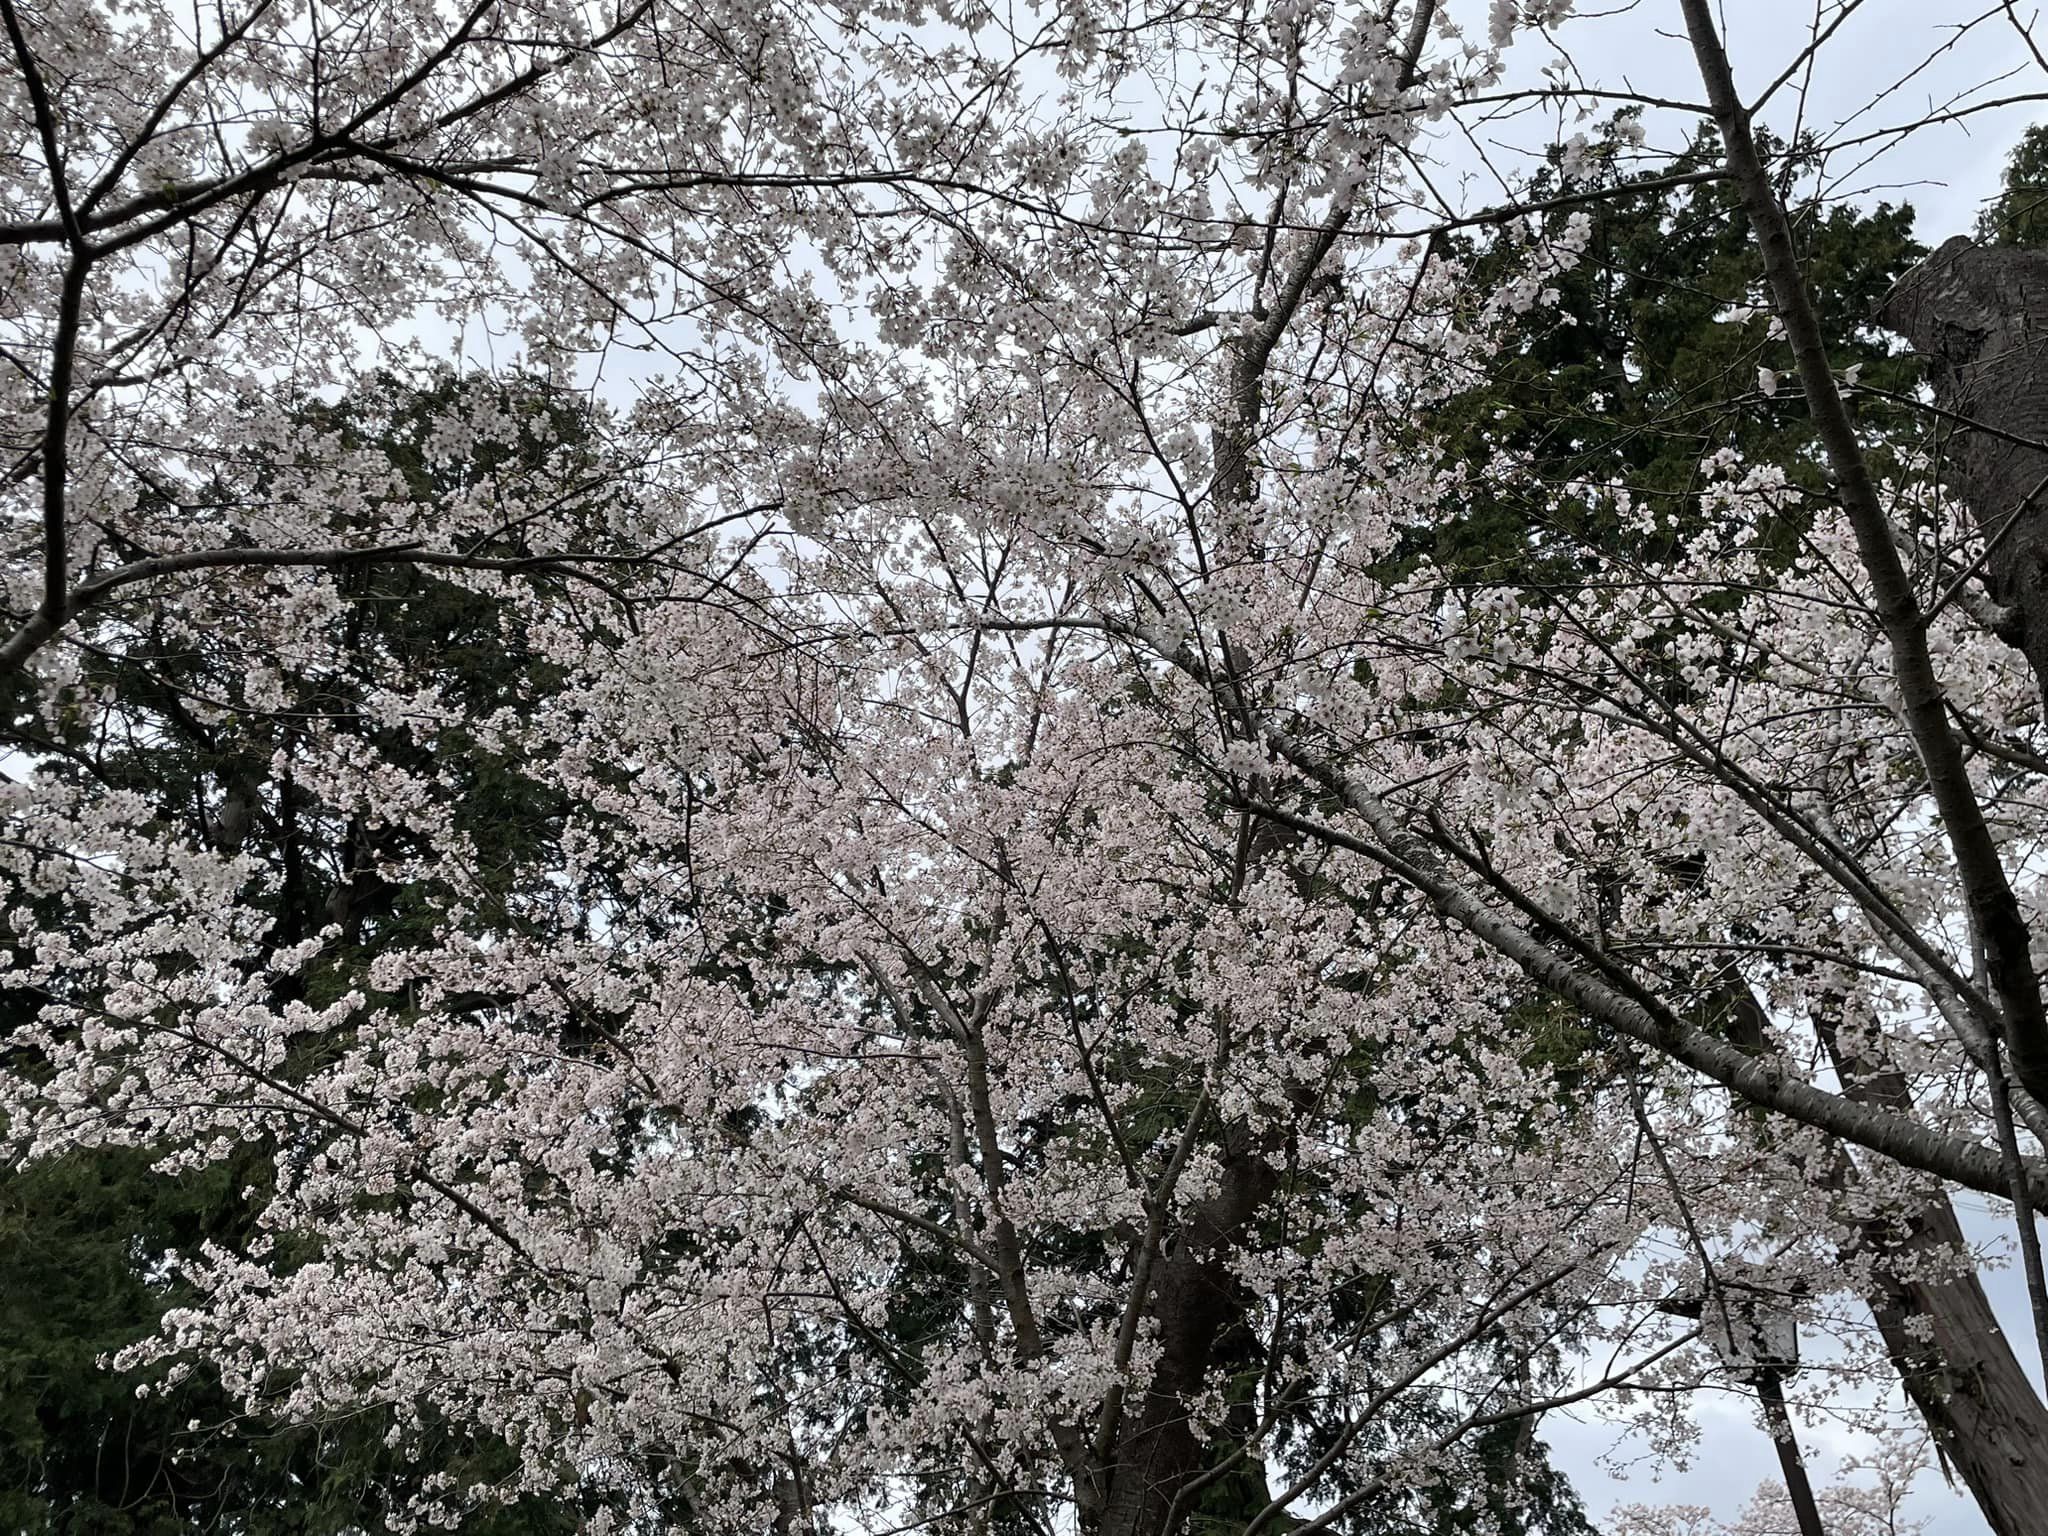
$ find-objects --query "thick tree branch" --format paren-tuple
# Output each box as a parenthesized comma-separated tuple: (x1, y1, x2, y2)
(1241, 789, 2048, 1206)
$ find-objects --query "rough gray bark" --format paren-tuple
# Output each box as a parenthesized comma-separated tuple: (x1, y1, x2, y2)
(1881, 238, 2048, 708)
(1093, 1136, 1279, 1536)
(1818, 1012, 2048, 1536)
(1861, 1194, 2048, 1536)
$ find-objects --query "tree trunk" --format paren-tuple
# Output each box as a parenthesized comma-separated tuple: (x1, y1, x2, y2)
(1094, 1141, 1277, 1536)
(1880, 239, 2048, 707)
(1817, 1013, 2048, 1536)
(1858, 1191, 2048, 1536)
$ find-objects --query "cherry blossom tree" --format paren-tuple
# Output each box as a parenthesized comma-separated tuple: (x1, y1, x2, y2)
(8, 1, 2048, 1534)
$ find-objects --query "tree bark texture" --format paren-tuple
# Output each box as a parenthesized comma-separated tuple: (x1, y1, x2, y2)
(1819, 1013, 2048, 1536)
(1094, 1139, 1278, 1536)
(1861, 1192, 2048, 1536)
(1881, 238, 2048, 710)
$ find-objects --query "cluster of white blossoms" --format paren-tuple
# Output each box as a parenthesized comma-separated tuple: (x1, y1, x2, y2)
(3, 1, 2043, 1533)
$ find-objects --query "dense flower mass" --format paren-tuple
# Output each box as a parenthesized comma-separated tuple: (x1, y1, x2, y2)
(4, 1, 2048, 1533)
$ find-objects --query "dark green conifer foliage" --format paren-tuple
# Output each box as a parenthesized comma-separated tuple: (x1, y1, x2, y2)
(1979, 124, 2048, 247)
(0, 372, 633, 1535)
(1420, 116, 1924, 582)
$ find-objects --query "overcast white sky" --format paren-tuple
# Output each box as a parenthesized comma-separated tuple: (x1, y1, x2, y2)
(1540, 0, 2044, 241)
(1540, 1199, 2033, 1535)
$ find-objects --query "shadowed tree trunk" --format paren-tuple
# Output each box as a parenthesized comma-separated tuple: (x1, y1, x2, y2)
(1860, 1193, 2048, 1536)
(1094, 1138, 1280, 1536)
(1817, 1007, 2048, 1536)
(1870, 237, 2048, 1532)
(1699, 970, 2048, 1534)
(1881, 239, 2048, 708)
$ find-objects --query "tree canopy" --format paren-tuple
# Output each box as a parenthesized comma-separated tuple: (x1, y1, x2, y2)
(4, 4, 2048, 1535)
